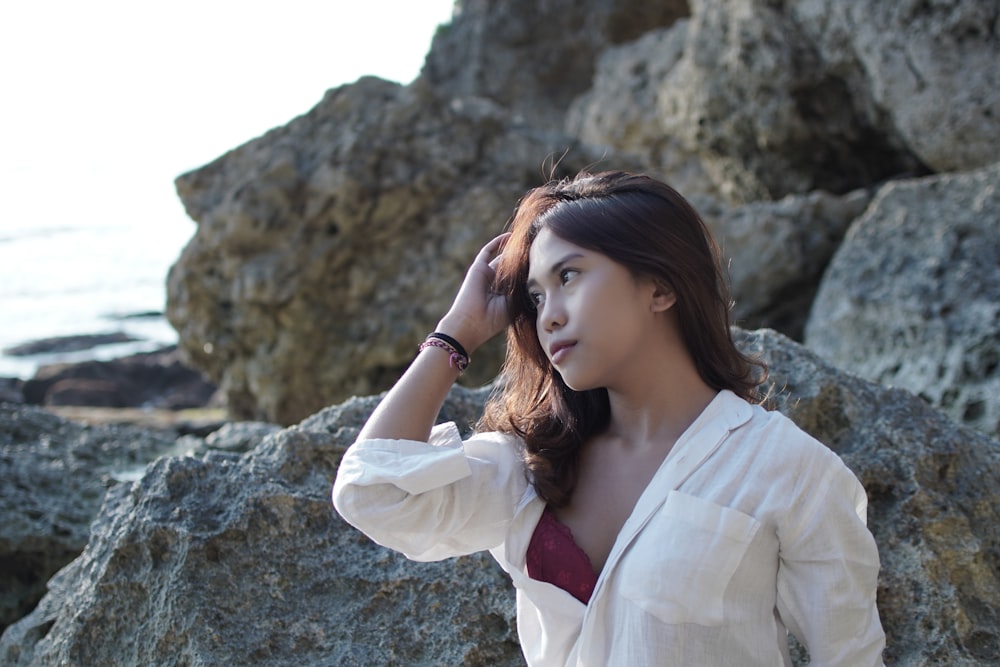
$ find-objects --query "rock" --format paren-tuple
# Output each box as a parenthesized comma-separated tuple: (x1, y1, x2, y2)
(422, 0, 688, 132)
(0, 403, 180, 633)
(701, 187, 873, 339)
(168, 76, 605, 425)
(44, 378, 123, 407)
(1, 332, 137, 357)
(561, 0, 998, 200)
(0, 379, 24, 404)
(657, 0, 925, 199)
(3, 333, 999, 664)
(792, 0, 1000, 174)
(203, 420, 282, 452)
(22, 346, 218, 411)
(0, 386, 520, 667)
(805, 162, 1000, 439)
(564, 22, 727, 202)
(736, 328, 1000, 665)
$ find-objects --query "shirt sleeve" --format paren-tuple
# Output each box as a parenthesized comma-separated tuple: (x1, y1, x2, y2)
(775, 444, 886, 666)
(332, 422, 529, 562)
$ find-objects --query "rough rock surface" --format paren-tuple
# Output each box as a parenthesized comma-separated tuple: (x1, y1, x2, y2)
(656, 0, 925, 198)
(167, 77, 606, 425)
(736, 329, 1000, 665)
(570, 0, 999, 200)
(0, 387, 522, 667)
(166, 0, 996, 426)
(0, 404, 180, 632)
(21, 346, 217, 411)
(423, 0, 688, 132)
(792, 0, 1000, 174)
(700, 187, 873, 339)
(0, 379, 23, 404)
(805, 163, 1000, 439)
(3, 332, 999, 665)
(564, 21, 725, 202)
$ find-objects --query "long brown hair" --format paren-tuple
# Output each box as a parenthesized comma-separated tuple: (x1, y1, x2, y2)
(479, 171, 765, 506)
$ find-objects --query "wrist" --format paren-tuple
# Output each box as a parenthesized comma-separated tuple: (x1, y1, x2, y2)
(419, 333, 470, 373)
(434, 316, 481, 355)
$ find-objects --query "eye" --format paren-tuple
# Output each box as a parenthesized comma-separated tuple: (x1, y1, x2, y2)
(559, 268, 579, 284)
(526, 290, 544, 310)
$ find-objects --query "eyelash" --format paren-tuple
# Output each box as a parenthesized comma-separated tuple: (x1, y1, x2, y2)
(527, 268, 578, 309)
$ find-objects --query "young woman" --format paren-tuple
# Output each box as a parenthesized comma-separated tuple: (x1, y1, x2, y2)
(333, 171, 885, 665)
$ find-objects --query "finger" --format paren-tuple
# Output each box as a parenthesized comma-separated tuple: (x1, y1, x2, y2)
(477, 232, 511, 262)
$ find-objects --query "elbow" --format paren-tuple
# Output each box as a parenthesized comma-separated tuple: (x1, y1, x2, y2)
(331, 472, 361, 526)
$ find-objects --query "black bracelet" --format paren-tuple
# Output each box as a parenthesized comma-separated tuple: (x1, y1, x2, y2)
(426, 332, 469, 361)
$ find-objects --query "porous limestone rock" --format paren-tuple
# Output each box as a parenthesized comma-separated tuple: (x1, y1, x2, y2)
(422, 0, 688, 132)
(701, 187, 873, 339)
(805, 162, 1000, 440)
(0, 387, 520, 667)
(657, 0, 925, 198)
(0, 404, 178, 632)
(736, 328, 1000, 665)
(791, 0, 1000, 174)
(562, 0, 999, 201)
(564, 22, 726, 202)
(3, 333, 998, 665)
(168, 76, 603, 424)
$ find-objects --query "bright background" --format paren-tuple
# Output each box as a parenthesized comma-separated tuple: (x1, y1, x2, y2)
(0, 0, 455, 378)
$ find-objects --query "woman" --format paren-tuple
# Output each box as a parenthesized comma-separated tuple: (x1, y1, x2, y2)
(333, 171, 885, 665)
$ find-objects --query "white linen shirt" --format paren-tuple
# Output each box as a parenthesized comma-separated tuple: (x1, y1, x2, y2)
(332, 390, 885, 666)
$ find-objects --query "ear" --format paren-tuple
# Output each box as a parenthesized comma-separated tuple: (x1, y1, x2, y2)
(650, 283, 676, 312)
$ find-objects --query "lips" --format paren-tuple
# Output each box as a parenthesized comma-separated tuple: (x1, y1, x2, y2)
(548, 341, 576, 363)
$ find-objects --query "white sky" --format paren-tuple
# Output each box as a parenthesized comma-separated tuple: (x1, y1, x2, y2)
(0, 0, 456, 227)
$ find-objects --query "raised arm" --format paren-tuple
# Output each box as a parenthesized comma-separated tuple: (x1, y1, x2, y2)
(357, 233, 511, 442)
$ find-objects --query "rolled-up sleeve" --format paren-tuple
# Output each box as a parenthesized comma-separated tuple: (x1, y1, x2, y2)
(775, 450, 885, 666)
(332, 422, 528, 562)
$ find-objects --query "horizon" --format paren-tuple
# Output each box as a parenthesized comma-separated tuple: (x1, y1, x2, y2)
(0, 0, 455, 376)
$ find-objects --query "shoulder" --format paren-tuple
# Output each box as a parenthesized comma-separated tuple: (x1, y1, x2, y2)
(723, 396, 863, 500)
(739, 399, 840, 464)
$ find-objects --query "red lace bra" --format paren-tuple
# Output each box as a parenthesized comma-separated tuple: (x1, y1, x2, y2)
(526, 506, 599, 604)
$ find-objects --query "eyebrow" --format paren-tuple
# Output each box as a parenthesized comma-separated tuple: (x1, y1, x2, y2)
(526, 252, 584, 288)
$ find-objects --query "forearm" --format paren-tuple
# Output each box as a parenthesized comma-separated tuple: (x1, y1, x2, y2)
(356, 233, 509, 443)
(356, 344, 464, 443)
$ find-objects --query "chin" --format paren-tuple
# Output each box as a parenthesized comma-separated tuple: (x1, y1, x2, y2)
(556, 370, 601, 393)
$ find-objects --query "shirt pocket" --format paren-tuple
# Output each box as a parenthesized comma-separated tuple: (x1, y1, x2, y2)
(618, 491, 761, 626)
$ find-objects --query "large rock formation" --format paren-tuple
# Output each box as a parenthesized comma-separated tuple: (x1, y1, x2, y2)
(165, 0, 998, 425)
(423, 0, 689, 132)
(0, 388, 521, 667)
(700, 187, 873, 338)
(168, 77, 606, 424)
(580, 0, 998, 199)
(805, 163, 1000, 439)
(792, 0, 1000, 175)
(2, 331, 998, 665)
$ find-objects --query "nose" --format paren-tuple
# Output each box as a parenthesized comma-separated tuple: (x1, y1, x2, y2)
(539, 294, 566, 333)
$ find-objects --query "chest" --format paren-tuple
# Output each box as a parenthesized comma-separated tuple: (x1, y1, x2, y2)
(554, 438, 673, 574)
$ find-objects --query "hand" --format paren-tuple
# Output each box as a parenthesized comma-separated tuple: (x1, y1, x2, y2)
(436, 233, 512, 354)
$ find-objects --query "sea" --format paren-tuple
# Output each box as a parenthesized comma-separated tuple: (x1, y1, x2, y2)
(0, 171, 194, 381)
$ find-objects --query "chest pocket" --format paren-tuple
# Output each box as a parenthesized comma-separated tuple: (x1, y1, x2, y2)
(617, 491, 760, 626)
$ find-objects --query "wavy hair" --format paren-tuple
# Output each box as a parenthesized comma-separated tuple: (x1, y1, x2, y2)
(478, 171, 766, 507)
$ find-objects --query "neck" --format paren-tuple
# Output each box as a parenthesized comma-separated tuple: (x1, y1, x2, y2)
(603, 339, 718, 450)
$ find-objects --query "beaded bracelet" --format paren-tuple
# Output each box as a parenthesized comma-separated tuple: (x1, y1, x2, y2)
(418, 332, 470, 372)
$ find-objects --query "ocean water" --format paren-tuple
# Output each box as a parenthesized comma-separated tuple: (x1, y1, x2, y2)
(0, 172, 194, 380)
(0, 0, 458, 384)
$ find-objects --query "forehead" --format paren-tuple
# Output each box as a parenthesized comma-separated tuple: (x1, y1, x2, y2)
(527, 228, 587, 281)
